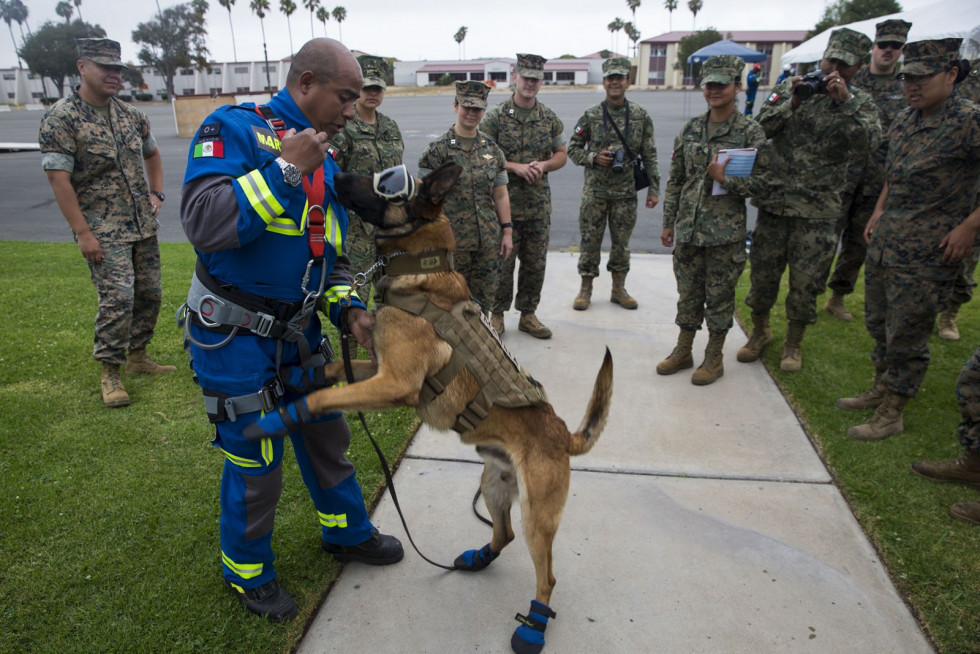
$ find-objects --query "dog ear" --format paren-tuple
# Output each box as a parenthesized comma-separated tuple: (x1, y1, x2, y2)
(419, 161, 463, 206)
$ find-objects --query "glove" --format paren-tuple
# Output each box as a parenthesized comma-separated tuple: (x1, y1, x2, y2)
(243, 398, 313, 441)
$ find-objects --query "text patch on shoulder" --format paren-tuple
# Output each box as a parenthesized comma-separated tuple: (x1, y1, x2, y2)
(251, 125, 282, 154)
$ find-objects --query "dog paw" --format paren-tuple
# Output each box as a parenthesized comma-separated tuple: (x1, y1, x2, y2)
(453, 543, 498, 571)
(242, 399, 313, 441)
(511, 600, 556, 654)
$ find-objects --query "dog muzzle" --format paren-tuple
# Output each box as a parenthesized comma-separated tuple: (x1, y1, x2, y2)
(373, 164, 417, 206)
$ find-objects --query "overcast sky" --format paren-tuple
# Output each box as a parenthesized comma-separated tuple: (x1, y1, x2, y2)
(3, 0, 942, 69)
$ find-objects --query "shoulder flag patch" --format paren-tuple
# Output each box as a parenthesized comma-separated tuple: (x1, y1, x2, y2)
(766, 92, 781, 104)
(193, 139, 224, 158)
(327, 146, 338, 159)
(574, 125, 583, 135)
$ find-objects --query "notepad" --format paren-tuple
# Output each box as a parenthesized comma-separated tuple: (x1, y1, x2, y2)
(712, 148, 758, 196)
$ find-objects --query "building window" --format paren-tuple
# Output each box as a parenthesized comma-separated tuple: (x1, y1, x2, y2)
(556, 72, 574, 81)
(543, 72, 553, 81)
(264, 85, 278, 92)
(182, 88, 194, 95)
(31, 91, 43, 98)
(470, 71, 484, 81)
(234, 66, 249, 74)
(209, 87, 221, 95)
(488, 71, 506, 81)
(650, 47, 666, 57)
(263, 65, 277, 73)
(180, 68, 194, 76)
(208, 68, 221, 75)
(2, 73, 14, 80)
(27, 73, 37, 79)
(427, 73, 442, 82)
(236, 86, 250, 92)
(7, 92, 13, 99)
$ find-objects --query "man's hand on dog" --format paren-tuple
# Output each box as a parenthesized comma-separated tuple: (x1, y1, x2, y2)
(348, 307, 377, 362)
(279, 127, 331, 175)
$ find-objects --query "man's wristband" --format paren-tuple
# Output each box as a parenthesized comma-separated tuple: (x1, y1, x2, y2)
(500, 222, 513, 230)
(150, 190, 165, 202)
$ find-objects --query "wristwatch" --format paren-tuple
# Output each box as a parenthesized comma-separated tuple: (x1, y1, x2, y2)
(275, 156, 303, 187)
(149, 190, 165, 202)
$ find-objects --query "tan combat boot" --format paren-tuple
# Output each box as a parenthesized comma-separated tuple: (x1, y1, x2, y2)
(949, 501, 980, 525)
(847, 391, 908, 440)
(937, 304, 961, 341)
(610, 272, 638, 310)
(126, 348, 176, 374)
(691, 331, 726, 386)
(822, 291, 854, 322)
(101, 362, 131, 408)
(836, 370, 886, 410)
(656, 329, 696, 375)
(490, 312, 505, 335)
(518, 312, 552, 339)
(737, 312, 773, 363)
(573, 276, 593, 311)
(780, 321, 806, 372)
(910, 448, 980, 488)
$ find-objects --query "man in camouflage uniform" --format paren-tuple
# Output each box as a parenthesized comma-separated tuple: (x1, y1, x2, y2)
(568, 57, 660, 311)
(824, 20, 911, 323)
(738, 28, 881, 373)
(839, 39, 980, 441)
(39, 38, 174, 408)
(418, 81, 513, 313)
(482, 53, 567, 339)
(658, 55, 767, 385)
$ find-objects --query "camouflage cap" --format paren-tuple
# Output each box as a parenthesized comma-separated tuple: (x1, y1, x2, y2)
(455, 80, 490, 109)
(357, 55, 388, 89)
(602, 57, 631, 78)
(76, 38, 127, 69)
(875, 19, 912, 45)
(516, 53, 546, 80)
(902, 38, 963, 76)
(823, 27, 873, 67)
(700, 55, 745, 86)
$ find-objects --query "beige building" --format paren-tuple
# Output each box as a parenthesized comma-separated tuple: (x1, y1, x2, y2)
(637, 31, 808, 89)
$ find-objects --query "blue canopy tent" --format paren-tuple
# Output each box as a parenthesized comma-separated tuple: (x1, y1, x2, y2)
(683, 39, 767, 115)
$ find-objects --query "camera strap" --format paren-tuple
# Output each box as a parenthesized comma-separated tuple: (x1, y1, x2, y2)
(601, 101, 640, 167)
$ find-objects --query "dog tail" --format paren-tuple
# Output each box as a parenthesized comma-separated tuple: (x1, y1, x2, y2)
(568, 347, 613, 456)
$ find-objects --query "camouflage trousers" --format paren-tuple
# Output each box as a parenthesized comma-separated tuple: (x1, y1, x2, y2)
(455, 248, 502, 314)
(827, 191, 878, 295)
(577, 195, 637, 277)
(672, 241, 746, 333)
(950, 239, 980, 306)
(864, 260, 955, 398)
(746, 210, 837, 324)
(346, 213, 378, 305)
(87, 235, 164, 366)
(494, 217, 550, 314)
(956, 345, 980, 452)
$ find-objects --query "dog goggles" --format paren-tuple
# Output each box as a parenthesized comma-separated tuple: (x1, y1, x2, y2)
(373, 164, 417, 205)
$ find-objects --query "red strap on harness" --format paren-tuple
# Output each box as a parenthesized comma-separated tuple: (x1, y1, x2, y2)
(254, 105, 327, 259)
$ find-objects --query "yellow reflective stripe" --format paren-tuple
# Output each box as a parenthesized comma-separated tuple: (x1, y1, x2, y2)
(220, 448, 262, 468)
(323, 286, 360, 306)
(236, 169, 286, 224)
(221, 551, 263, 579)
(318, 512, 348, 528)
(266, 217, 304, 236)
(325, 206, 342, 256)
(260, 438, 274, 467)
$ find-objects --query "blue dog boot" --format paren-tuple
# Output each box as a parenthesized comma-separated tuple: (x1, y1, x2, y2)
(242, 398, 312, 441)
(453, 542, 498, 571)
(511, 600, 556, 654)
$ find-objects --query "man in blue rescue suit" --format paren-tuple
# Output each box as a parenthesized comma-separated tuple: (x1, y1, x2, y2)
(179, 38, 403, 622)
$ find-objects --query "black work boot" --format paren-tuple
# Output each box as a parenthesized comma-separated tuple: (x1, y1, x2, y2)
(322, 528, 404, 565)
(225, 578, 298, 623)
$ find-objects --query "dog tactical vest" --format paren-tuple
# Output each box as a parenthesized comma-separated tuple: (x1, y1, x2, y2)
(380, 292, 549, 433)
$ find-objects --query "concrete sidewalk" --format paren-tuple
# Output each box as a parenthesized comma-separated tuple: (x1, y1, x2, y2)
(298, 252, 931, 654)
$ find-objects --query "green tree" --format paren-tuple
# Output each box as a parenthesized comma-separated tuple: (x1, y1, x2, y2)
(1, 0, 23, 67)
(625, 0, 640, 57)
(624, 21, 641, 62)
(454, 25, 467, 60)
(250, 0, 272, 92)
(687, 0, 703, 30)
(664, 0, 678, 31)
(807, 0, 902, 38)
(331, 6, 345, 43)
(674, 27, 722, 82)
(216, 0, 238, 62)
(279, 0, 296, 56)
(55, 1, 73, 23)
(302, 0, 319, 39)
(315, 5, 328, 36)
(608, 17, 624, 55)
(72, 0, 83, 23)
(18, 19, 106, 97)
(131, 0, 209, 99)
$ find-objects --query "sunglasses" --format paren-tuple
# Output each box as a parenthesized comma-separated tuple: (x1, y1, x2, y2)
(876, 41, 904, 50)
(373, 164, 416, 205)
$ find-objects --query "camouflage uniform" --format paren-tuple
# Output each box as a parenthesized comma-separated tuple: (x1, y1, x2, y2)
(949, 60, 980, 308)
(39, 87, 162, 366)
(956, 346, 980, 452)
(747, 31, 881, 326)
(865, 84, 980, 397)
(481, 93, 564, 314)
(568, 98, 659, 277)
(664, 101, 766, 334)
(418, 126, 508, 311)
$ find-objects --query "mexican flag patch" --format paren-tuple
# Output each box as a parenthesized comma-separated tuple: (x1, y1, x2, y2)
(766, 92, 781, 104)
(193, 140, 224, 158)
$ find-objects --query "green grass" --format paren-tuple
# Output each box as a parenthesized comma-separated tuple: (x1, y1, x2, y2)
(735, 265, 980, 653)
(0, 241, 417, 654)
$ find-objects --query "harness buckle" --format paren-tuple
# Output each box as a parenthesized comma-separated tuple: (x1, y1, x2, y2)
(259, 375, 285, 413)
(252, 312, 276, 338)
(196, 294, 227, 328)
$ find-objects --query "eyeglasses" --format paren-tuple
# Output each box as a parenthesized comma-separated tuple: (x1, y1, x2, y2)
(897, 71, 941, 85)
(876, 41, 904, 51)
(373, 164, 416, 205)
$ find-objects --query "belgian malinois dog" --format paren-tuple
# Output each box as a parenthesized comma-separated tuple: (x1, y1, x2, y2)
(247, 162, 613, 654)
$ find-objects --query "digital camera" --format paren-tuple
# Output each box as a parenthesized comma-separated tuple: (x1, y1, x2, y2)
(793, 70, 828, 101)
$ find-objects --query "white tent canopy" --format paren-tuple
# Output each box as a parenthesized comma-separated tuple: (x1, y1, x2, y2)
(781, 0, 980, 64)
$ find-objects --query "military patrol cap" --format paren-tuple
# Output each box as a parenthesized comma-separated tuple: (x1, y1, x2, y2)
(516, 53, 547, 80)
(455, 80, 490, 109)
(700, 55, 745, 86)
(357, 55, 388, 89)
(902, 38, 963, 76)
(823, 27, 873, 67)
(76, 38, 127, 69)
(875, 19, 912, 45)
(602, 57, 631, 78)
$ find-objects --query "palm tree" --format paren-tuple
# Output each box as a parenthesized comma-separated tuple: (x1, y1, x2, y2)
(72, 0, 83, 22)
(302, 0, 319, 39)
(279, 0, 296, 55)
(55, 1, 73, 23)
(624, 22, 641, 63)
(0, 0, 22, 67)
(454, 25, 467, 60)
(250, 0, 273, 94)
(315, 5, 328, 36)
(664, 0, 678, 31)
(217, 0, 238, 62)
(625, 0, 641, 57)
(687, 0, 702, 30)
(331, 6, 345, 43)
(607, 18, 624, 55)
